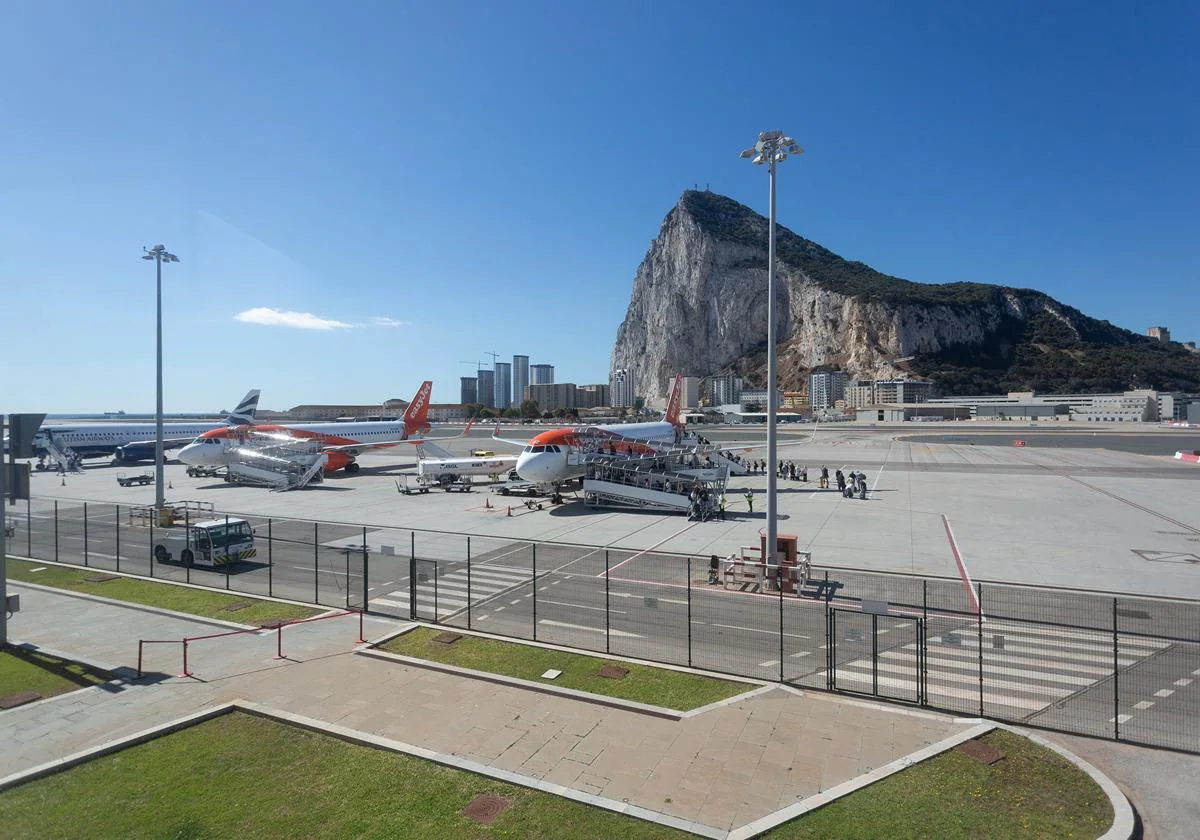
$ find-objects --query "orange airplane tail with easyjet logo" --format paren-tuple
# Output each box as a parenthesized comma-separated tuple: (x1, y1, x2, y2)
(664, 373, 684, 428)
(402, 380, 433, 436)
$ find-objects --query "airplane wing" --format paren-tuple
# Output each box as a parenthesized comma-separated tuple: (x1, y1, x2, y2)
(320, 422, 475, 454)
(491, 420, 531, 448)
(125, 436, 207, 451)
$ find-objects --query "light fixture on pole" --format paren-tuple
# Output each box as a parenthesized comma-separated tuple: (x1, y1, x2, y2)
(142, 244, 180, 512)
(739, 130, 802, 576)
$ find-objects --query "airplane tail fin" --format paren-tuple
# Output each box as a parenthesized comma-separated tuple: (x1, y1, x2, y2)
(402, 380, 433, 436)
(225, 390, 261, 426)
(663, 373, 684, 428)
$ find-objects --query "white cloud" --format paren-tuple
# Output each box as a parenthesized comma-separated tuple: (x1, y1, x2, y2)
(234, 307, 354, 330)
(370, 316, 411, 327)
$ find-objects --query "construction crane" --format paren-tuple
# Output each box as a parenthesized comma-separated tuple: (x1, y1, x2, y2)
(484, 352, 500, 368)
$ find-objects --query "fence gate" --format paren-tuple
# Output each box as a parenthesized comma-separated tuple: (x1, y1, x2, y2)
(410, 558, 441, 621)
(829, 608, 925, 704)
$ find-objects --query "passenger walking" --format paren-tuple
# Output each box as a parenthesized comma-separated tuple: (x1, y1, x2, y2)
(820, 465, 829, 489)
(800, 465, 808, 483)
(835, 469, 846, 492)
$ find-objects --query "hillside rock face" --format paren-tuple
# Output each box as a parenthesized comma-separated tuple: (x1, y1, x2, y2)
(611, 190, 1200, 400)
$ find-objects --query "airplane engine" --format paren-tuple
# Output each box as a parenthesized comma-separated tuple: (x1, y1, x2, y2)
(323, 452, 354, 473)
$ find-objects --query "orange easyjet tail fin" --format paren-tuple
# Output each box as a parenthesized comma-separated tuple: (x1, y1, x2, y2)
(664, 373, 683, 428)
(402, 381, 433, 435)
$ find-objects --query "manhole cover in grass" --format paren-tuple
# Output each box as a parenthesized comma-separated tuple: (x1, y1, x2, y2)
(221, 602, 250, 612)
(0, 691, 42, 710)
(84, 574, 119, 583)
(598, 664, 629, 680)
(955, 739, 1005, 765)
(461, 794, 511, 824)
(433, 632, 463, 645)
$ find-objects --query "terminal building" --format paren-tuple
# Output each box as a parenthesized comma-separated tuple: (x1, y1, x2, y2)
(925, 390, 1160, 423)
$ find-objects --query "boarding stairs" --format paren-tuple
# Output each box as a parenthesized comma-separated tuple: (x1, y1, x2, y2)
(581, 451, 729, 515)
(42, 431, 82, 472)
(225, 435, 327, 491)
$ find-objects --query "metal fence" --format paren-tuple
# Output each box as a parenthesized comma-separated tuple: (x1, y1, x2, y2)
(6, 496, 1198, 754)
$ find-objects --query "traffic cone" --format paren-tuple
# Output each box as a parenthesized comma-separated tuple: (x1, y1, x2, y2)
(485, 498, 492, 509)
(168, 481, 173, 489)
(507, 506, 512, 517)
(61, 476, 66, 486)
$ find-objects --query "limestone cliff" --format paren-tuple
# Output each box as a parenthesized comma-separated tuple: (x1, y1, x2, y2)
(611, 191, 1200, 400)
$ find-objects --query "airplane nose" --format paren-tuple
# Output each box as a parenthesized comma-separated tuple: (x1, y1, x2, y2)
(516, 452, 551, 482)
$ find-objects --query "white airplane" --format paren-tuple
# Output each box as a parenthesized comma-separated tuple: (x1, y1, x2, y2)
(497, 374, 686, 485)
(32, 390, 261, 464)
(178, 380, 457, 474)
(415, 438, 517, 486)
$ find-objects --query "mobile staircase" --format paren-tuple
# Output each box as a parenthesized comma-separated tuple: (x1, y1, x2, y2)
(40, 431, 83, 473)
(224, 434, 327, 491)
(581, 446, 730, 516)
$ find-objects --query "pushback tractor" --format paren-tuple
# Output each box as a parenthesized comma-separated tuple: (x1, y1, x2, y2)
(153, 518, 257, 568)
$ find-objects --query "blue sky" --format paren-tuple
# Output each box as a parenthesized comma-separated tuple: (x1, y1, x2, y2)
(2, 1, 1196, 413)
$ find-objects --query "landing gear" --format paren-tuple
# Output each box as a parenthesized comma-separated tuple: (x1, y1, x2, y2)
(345, 461, 361, 474)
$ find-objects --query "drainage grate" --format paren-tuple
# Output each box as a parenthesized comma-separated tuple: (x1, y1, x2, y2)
(955, 739, 1005, 765)
(598, 664, 629, 680)
(433, 631, 463, 645)
(461, 795, 512, 825)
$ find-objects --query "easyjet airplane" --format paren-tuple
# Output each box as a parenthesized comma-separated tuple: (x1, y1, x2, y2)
(497, 374, 686, 485)
(178, 381, 447, 474)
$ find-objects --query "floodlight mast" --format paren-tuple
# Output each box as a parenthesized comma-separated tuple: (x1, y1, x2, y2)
(141, 244, 179, 512)
(739, 130, 803, 576)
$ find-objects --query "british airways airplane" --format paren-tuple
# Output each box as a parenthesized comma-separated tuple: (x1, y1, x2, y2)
(33, 390, 261, 465)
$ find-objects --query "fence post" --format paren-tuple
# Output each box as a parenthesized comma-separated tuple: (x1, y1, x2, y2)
(409, 547, 417, 621)
(313, 522, 319, 604)
(225, 514, 231, 590)
(83, 501, 89, 566)
(26, 495, 31, 556)
(181, 639, 190, 678)
(149, 518, 154, 577)
(466, 536, 472, 631)
(345, 549, 351, 609)
(686, 557, 692, 668)
(977, 582, 984, 718)
(268, 519, 273, 597)
(826, 604, 833, 690)
(114, 504, 120, 572)
(53, 500, 59, 562)
(185, 509, 190, 585)
(1113, 597, 1120, 741)
(779, 563, 785, 684)
(532, 543, 538, 642)
(362, 525, 368, 611)
(605, 550, 610, 654)
(137, 641, 143, 679)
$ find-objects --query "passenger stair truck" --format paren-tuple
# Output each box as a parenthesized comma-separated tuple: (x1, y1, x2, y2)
(39, 430, 82, 473)
(582, 444, 730, 515)
(224, 434, 328, 491)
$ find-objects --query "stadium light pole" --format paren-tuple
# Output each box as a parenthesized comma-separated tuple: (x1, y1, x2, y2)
(142, 245, 179, 511)
(740, 131, 802, 575)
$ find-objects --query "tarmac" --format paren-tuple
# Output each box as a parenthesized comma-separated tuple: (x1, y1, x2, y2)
(0, 583, 1147, 837)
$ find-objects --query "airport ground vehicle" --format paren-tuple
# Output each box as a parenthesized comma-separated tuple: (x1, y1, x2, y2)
(116, 472, 153, 487)
(186, 464, 225, 478)
(153, 518, 257, 567)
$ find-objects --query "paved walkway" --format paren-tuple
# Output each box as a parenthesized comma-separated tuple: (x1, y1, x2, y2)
(3, 583, 970, 833)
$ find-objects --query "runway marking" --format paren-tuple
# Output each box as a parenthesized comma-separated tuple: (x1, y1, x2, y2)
(705, 622, 811, 640)
(600, 521, 699, 578)
(942, 514, 981, 618)
(1134, 700, 1154, 710)
(539, 619, 641, 638)
(789, 651, 811, 658)
(1174, 678, 1193, 687)
(29, 567, 46, 573)
(1110, 714, 1132, 724)
(538, 599, 625, 614)
(758, 659, 780, 668)
(1154, 688, 1174, 697)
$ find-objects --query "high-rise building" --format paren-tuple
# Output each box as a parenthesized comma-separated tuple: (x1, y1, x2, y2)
(844, 381, 875, 408)
(494, 362, 513, 410)
(476, 369, 495, 409)
(460, 377, 477, 405)
(874, 379, 933, 404)
(681, 377, 701, 409)
(526, 383, 576, 411)
(530, 364, 555, 385)
(709, 374, 743, 407)
(611, 368, 635, 408)
(576, 384, 610, 408)
(808, 370, 847, 410)
(512, 355, 529, 406)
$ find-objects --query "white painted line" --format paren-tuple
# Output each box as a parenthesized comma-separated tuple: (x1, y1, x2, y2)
(551, 580, 561, 585)
(1154, 688, 1174, 697)
(1110, 714, 1132, 724)
(1174, 678, 1193, 687)
(610, 591, 687, 606)
(476, 615, 488, 621)
(1193, 668, 1200, 676)
(371, 597, 409, 610)
(1133, 700, 1154, 710)
(510, 599, 522, 605)
(789, 651, 811, 658)
(600, 521, 699, 577)
(495, 606, 505, 612)
(537, 599, 625, 614)
(758, 660, 780, 668)
(538, 619, 641, 638)
(706, 622, 812, 640)
(382, 581, 394, 587)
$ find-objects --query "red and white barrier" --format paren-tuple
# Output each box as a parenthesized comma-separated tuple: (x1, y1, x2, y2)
(1175, 451, 1200, 463)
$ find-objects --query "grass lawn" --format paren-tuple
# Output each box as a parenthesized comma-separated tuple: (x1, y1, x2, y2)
(762, 728, 1112, 839)
(381, 626, 751, 711)
(0, 711, 689, 839)
(6, 558, 319, 626)
(0, 647, 110, 702)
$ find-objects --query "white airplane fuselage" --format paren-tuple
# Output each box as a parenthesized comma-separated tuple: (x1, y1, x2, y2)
(514, 420, 679, 485)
